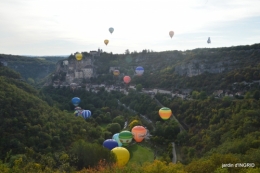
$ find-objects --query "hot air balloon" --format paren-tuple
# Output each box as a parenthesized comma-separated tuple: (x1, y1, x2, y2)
(119, 131, 133, 146)
(81, 110, 91, 119)
(123, 76, 131, 84)
(104, 39, 109, 46)
(125, 55, 132, 63)
(113, 70, 120, 76)
(169, 31, 174, 39)
(135, 66, 144, 76)
(75, 53, 83, 61)
(113, 133, 122, 147)
(159, 107, 172, 120)
(75, 107, 81, 110)
(72, 97, 80, 106)
(109, 27, 114, 34)
(103, 139, 118, 150)
(111, 147, 130, 167)
(131, 126, 147, 142)
(207, 37, 211, 44)
(74, 111, 79, 116)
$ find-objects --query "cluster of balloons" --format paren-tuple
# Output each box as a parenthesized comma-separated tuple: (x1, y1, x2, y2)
(102, 125, 148, 166)
(104, 27, 114, 46)
(72, 97, 92, 119)
(112, 66, 144, 85)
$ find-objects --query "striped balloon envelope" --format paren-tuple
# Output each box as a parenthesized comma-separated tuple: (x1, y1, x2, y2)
(81, 110, 91, 119)
(158, 107, 172, 120)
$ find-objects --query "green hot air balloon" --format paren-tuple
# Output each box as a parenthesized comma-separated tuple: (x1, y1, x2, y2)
(119, 131, 133, 146)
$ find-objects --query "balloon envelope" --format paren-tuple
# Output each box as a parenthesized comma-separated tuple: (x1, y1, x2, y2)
(113, 133, 122, 147)
(169, 31, 174, 38)
(207, 37, 211, 44)
(104, 39, 109, 45)
(109, 27, 114, 34)
(103, 139, 118, 150)
(113, 70, 120, 76)
(159, 107, 172, 120)
(72, 97, 80, 106)
(111, 147, 130, 167)
(135, 66, 144, 76)
(75, 53, 83, 61)
(123, 76, 131, 84)
(131, 126, 147, 142)
(119, 131, 133, 146)
(74, 111, 79, 116)
(81, 110, 91, 119)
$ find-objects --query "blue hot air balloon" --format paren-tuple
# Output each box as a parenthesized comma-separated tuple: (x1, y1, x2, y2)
(109, 27, 114, 34)
(103, 139, 118, 150)
(72, 97, 80, 106)
(81, 110, 91, 119)
(112, 133, 122, 147)
(135, 66, 144, 76)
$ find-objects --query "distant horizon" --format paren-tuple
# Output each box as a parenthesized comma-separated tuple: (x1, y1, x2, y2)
(1, 42, 260, 57)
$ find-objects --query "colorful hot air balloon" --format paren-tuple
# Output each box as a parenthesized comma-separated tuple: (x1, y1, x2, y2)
(72, 97, 80, 106)
(111, 147, 130, 167)
(75, 107, 81, 110)
(131, 126, 147, 142)
(103, 139, 118, 150)
(123, 76, 131, 84)
(104, 39, 109, 46)
(119, 131, 133, 146)
(81, 110, 91, 119)
(113, 70, 120, 76)
(75, 53, 83, 61)
(113, 133, 122, 147)
(159, 107, 172, 120)
(207, 37, 211, 44)
(135, 66, 144, 76)
(169, 31, 174, 39)
(109, 27, 114, 34)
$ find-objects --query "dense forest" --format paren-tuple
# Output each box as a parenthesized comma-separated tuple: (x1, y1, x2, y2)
(1, 44, 260, 172)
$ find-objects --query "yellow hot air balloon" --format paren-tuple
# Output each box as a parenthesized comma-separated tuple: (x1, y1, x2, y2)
(111, 147, 130, 167)
(113, 70, 120, 76)
(75, 53, 83, 61)
(104, 39, 109, 46)
(169, 31, 174, 39)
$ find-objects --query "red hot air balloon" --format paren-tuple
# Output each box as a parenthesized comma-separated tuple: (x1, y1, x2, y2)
(123, 76, 131, 84)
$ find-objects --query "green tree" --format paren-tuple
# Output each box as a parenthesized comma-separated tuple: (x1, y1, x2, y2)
(106, 123, 121, 134)
(136, 84, 143, 92)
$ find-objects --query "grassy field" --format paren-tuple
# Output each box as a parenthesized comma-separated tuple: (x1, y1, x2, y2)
(127, 143, 154, 166)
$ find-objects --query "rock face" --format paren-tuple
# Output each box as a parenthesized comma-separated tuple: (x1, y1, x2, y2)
(174, 60, 227, 77)
(52, 54, 95, 86)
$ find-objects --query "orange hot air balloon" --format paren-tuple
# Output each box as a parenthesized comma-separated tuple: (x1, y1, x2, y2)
(123, 76, 131, 84)
(131, 126, 147, 142)
(169, 31, 174, 39)
(104, 39, 109, 45)
(159, 107, 172, 120)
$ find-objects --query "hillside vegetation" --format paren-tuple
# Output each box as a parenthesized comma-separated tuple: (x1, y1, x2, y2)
(0, 43, 260, 172)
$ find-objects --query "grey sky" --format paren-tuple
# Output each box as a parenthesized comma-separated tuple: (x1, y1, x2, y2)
(0, 0, 260, 55)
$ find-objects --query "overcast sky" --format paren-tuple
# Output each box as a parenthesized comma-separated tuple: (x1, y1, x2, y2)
(0, 0, 260, 56)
